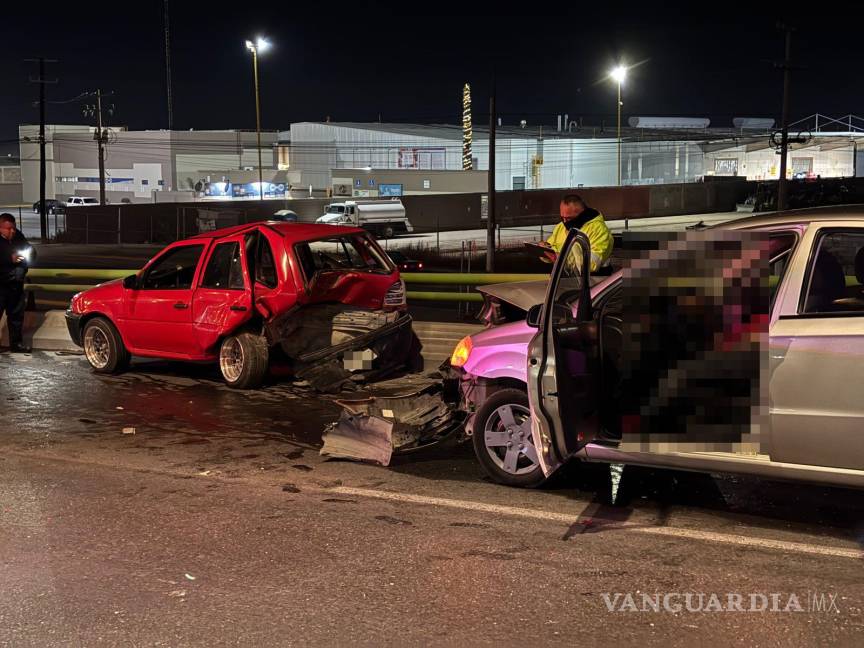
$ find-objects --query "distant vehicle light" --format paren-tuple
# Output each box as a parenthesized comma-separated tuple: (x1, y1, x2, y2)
(450, 335, 473, 368)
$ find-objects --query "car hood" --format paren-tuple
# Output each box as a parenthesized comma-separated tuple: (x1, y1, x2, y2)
(477, 280, 549, 311)
(72, 278, 124, 313)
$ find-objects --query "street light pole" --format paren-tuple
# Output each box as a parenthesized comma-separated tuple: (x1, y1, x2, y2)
(246, 38, 270, 201)
(610, 65, 628, 227)
(617, 80, 622, 187)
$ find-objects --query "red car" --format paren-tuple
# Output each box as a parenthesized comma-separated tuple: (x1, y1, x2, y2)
(66, 222, 412, 389)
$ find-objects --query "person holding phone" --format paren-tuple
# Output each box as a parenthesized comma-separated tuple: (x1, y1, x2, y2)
(0, 213, 35, 353)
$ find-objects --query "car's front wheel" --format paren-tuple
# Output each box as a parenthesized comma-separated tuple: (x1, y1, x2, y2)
(82, 317, 130, 374)
(472, 388, 545, 487)
(219, 332, 269, 389)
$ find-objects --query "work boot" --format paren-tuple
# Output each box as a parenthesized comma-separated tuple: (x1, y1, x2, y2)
(9, 343, 31, 354)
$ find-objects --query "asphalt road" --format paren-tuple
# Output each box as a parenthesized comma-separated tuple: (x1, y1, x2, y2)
(1, 351, 863, 646)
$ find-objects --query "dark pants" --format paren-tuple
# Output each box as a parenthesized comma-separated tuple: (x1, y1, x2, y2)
(0, 282, 26, 346)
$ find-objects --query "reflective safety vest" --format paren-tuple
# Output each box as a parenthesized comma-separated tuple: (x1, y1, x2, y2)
(545, 211, 613, 272)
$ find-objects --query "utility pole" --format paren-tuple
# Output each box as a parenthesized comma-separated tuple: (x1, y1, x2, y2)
(25, 57, 58, 243)
(82, 90, 113, 205)
(776, 24, 794, 211)
(486, 76, 496, 272)
(95, 90, 108, 205)
(163, 0, 174, 130)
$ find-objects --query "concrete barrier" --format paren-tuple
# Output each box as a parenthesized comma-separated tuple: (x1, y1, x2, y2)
(2, 311, 482, 366)
(1, 310, 79, 352)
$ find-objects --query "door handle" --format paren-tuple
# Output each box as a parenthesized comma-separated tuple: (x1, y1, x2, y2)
(173, 302, 188, 310)
(230, 305, 248, 312)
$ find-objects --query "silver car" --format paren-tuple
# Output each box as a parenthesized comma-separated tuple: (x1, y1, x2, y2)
(458, 206, 864, 489)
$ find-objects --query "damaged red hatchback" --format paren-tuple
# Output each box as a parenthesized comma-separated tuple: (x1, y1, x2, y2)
(65, 222, 414, 389)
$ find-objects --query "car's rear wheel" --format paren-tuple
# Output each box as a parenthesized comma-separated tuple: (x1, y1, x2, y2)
(83, 317, 130, 374)
(219, 332, 268, 389)
(472, 388, 545, 487)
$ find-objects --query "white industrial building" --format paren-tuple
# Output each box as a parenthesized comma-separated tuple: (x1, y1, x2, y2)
(285, 115, 864, 195)
(19, 114, 863, 204)
(19, 125, 282, 203)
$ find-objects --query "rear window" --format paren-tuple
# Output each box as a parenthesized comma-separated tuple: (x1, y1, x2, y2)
(294, 234, 392, 283)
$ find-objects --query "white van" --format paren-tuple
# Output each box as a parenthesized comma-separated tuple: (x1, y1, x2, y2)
(317, 200, 413, 238)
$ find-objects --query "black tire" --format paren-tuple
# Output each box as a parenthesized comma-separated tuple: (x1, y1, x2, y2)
(219, 331, 269, 389)
(82, 316, 130, 374)
(472, 388, 545, 488)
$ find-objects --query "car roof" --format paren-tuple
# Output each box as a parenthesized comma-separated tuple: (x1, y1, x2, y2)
(188, 222, 366, 242)
(720, 204, 864, 230)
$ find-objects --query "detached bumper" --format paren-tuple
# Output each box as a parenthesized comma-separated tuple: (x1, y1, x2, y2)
(65, 309, 83, 347)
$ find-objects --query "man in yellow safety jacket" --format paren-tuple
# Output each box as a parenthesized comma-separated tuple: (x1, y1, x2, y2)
(538, 194, 614, 274)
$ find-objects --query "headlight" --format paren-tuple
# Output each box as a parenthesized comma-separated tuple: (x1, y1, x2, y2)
(450, 335, 473, 368)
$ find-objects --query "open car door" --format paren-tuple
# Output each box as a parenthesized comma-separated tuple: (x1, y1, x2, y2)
(527, 229, 602, 477)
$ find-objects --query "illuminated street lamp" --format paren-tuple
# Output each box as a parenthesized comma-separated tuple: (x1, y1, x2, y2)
(609, 65, 627, 187)
(245, 37, 271, 200)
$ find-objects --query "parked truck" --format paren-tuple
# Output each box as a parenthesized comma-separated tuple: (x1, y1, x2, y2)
(316, 200, 413, 238)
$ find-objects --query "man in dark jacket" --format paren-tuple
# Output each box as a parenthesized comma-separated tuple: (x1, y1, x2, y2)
(0, 213, 35, 352)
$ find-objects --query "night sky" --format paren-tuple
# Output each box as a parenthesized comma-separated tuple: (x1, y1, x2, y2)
(2, 2, 863, 157)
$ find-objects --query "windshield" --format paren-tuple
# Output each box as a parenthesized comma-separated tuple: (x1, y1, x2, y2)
(326, 205, 345, 214)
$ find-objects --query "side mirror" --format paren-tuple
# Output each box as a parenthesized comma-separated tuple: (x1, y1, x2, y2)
(123, 274, 139, 290)
(526, 304, 542, 328)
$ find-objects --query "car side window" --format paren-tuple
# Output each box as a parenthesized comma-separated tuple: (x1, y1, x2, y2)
(802, 230, 864, 314)
(141, 244, 204, 290)
(201, 242, 244, 290)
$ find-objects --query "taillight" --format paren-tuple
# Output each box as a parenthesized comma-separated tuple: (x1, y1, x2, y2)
(450, 336, 473, 367)
(384, 279, 406, 308)
(418, 262, 424, 269)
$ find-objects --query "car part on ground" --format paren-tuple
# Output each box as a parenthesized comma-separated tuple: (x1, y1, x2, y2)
(320, 380, 464, 465)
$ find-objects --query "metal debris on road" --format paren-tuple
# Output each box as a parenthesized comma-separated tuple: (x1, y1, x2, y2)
(320, 382, 463, 466)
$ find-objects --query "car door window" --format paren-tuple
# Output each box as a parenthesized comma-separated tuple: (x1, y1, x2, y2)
(141, 244, 204, 290)
(802, 230, 864, 314)
(201, 242, 244, 290)
(768, 232, 797, 307)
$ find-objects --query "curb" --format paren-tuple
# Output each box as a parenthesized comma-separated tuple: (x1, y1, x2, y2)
(1, 310, 78, 352)
(2, 310, 480, 356)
